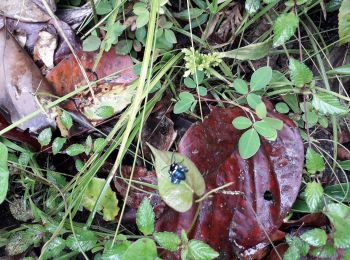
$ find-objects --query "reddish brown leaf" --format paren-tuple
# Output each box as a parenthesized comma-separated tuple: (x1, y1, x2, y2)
(114, 166, 165, 218)
(46, 49, 137, 115)
(155, 106, 304, 258)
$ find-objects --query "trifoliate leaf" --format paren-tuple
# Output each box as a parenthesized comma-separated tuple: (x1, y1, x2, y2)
(233, 79, 248, 94)
(136, 198, 155, 236)
(254, 121, 278, 141)
(255, 102, 267, 119)
(83, 35, 101, 52)
(232, 116, 252, 130)
(289, 58, 313, 87)
(305, 148, 325, 174)
(300, 228, 327, 247)
(312, 92, 347, 115)
(174, 92, 196, 114)
(261, 117, 284, 130)
(305, 181, 323, 212)
(250, 66, 272, 91)
(247, 93, 262, 109)
(273, 12, 299, 47)
(238, 128, 261, 159)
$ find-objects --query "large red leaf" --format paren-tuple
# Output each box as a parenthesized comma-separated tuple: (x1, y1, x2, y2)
(155, 106, 304, 258)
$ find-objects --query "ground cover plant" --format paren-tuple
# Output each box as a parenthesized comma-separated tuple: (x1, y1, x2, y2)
(0, 0, 350, 259)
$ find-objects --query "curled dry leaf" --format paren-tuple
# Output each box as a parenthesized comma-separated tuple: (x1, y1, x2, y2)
(114, 166, 165, 218)
(155, 106, 304, 258)
(46, 50, 137, 121)
(0, 28, 56, 133)
(0, 0, 56, 23)
(33, 31, 57, 69)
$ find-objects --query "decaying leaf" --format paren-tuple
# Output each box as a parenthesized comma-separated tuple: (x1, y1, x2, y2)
(46, 50, 137, 121)
(82, 177, 119, 221)
(148, 144, 205, 213)
(0, 28, 56, 133)
(155, 106, 304, 258)
(114, 166, 165, 218)
(0, 0, 56, 23)
(33, 31, 57, 69)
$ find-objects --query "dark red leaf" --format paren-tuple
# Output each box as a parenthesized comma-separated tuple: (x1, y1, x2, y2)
(114, 166, 165, 218)
(155, 106, 304, 258)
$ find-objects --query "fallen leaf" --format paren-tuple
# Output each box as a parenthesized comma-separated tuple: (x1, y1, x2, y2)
(46, 49, 137, 121)
(33, 31, 57, 68)
(113, 166, 165, 218)
(155, 105, 304, 258)
(0, 28, 56, 133)
(0, 0, 56, 23)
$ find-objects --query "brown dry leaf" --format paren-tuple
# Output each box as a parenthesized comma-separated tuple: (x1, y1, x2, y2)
(33, 31, 57, 69)
(0, 0, 56, 23)
(0, 28, 56, 133)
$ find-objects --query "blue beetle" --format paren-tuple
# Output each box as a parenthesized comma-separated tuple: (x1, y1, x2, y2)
(168, 161, 188, 184)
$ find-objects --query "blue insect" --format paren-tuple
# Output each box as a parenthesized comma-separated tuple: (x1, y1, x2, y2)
(168, 155, 188, 184)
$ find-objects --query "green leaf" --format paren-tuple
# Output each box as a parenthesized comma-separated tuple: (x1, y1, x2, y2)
(174, 92, 196, 114)
(164, 29, 177, 44)
(305, 148, 325, 174)
(255, 102, 267, 119)
(323, 203, 350, 248)
(52, 137, 66, 155)
(47, 171, 66, 188)
(245, 0, 260, 15)
(136, 198, 155, 236)
(275, 102, 290, 113)
(85, 136, 92, 155)
(221, 40, 272, 60)
(19, 151, 31, 166)
(121, 238, 157, 260)
(339, 0, 350, 44)
(173, 8, 204, 20)
(247, 93, 262, 109)
(300, 228, 327, 247)
(233, 79, 248, 94)
(289, 58, 313, 87)
(136, 10, 150, 28)
(0, 142, 9, 204)
(261, 117, 284, 130)
(285, 235, 310, 259)
(312, 92, 347, 115)
(188, 240, 219, 260)
(66, 230, 97, 252)
(198, 86, 207, 96)
(75, 159, 84, 172)
(82, 177, 119, 221)
(42, 237, 66, 259)
(273, 12, 299, 47)
(38, 128, 52, 146)
(310, 243, 336, 258)
(305, 181, 323, 212)
(83, 35, 101, 52)
(148, 145, 205, 212)
(254, 121, 278, 141)
(96, 0, 113, 15)
(250, 66, 272, 91)
(95, 106, 115, 118)
(6, 231, 33, 256)
(66, 144, 85, 156)
(94, 138, 106, 152)
(232, 116, 252, 130)
(238, 128, 261, 159)
(60, 111, 73, 130)
(102, 239, 131, 259)
(327, 64, 350, 75)
(184, 77, 197, 88)
(154, 232, 181, 252)
(116, 40, 133, 55)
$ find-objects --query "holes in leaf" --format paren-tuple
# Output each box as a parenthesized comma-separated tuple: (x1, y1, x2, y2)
(264, 190, 274, 201)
